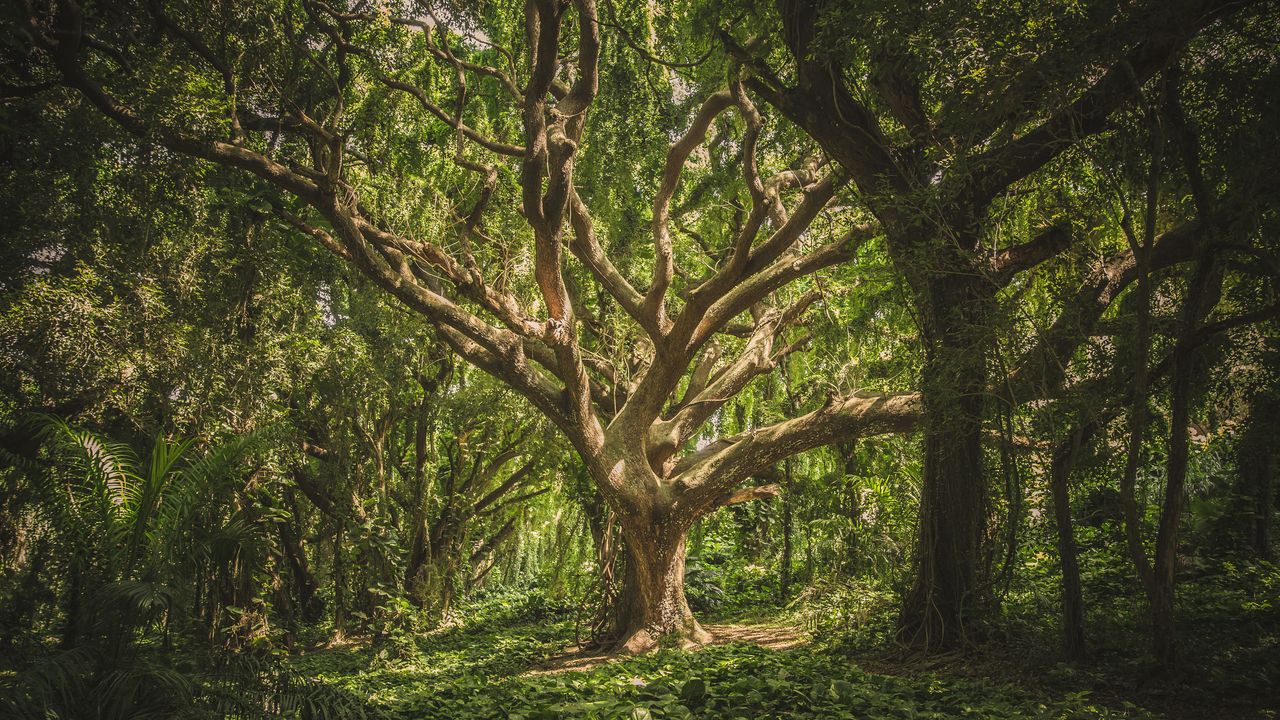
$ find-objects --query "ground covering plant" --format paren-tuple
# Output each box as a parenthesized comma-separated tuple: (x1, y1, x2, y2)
(2, 0, 1279, 717)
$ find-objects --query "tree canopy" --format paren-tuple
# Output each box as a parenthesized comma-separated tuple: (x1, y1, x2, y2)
(2, 0, 1280, 717)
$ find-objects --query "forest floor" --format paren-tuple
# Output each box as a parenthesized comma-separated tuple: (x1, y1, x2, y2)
(529, 621, 808, 675)
(288, 558, 1280, 720)
(292, 593, 1280, 719)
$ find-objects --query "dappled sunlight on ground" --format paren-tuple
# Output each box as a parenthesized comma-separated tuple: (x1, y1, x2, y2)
(287, 605, 1205, 719)
(704, 622, 807, 650)
(529, 622, 808, 675)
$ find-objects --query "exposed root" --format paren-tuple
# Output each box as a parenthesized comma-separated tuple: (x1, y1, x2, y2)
(615, 622, 714, 654)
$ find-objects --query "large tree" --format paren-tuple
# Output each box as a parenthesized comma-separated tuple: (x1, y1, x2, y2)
(18, 0, 1276, 654)
(717, 0, 1271, 647)
(19, 0, 926, 650)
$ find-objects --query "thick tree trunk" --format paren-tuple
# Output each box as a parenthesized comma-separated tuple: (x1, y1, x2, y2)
(901, 388, 985, 649)
(900, 279, 990, 651)
(612, 516, 710, 654)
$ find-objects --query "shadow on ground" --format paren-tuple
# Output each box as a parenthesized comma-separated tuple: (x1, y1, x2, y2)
(530, 622, 808, 675)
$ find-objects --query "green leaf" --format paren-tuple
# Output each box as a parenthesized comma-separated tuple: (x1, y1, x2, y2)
(680, 677, 707, 704)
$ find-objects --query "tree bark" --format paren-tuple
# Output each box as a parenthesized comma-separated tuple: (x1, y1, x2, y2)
(1150, 271, 1217, 666)
(1050, 421, 1090, 660)
(1152, 354, 1193, 667)
(781, 460, 794, 599)
(276, 513, 324, 624)
(1254, 452, 1274, 562)
(900, 277, 991, 650)
(612, 514, 710, 653)
(404, 391, 434, 604)
(332, 524, 347, 636)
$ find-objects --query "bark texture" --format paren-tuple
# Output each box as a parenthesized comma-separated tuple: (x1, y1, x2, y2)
(613, 517, 710, 652)
(900, 277, 992, 649)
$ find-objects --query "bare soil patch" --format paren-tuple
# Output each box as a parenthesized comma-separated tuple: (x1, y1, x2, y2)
(528, 622, 808, 676)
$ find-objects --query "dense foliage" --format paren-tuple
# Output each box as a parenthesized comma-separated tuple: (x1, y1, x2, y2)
(2, 0, 1279, 717)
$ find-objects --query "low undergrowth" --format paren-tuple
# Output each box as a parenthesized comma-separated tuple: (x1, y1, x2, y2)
(799, 553, 1280, 720)
(301, 639, 1163, 719)
(292, 588, 1158, 720)
(281, 552, 1280, 720)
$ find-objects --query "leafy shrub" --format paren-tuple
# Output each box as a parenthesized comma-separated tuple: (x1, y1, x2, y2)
(682, 559, 726, 613)
(788, 577, 899, 645)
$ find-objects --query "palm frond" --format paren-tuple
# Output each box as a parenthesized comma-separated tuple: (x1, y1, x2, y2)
(36, 415, 141, 518)
(122, 435, 196, 578)
(179, 429, 269, 489)
(95, 661, 193, 720)
(1, 646, 95, 719)
(94, 580, 179, 623)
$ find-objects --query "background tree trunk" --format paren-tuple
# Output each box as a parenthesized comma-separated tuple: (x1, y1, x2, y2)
(781, 460, 794, 599)
(901, 277, 991, 650)
(1050, 421, 1090, 660)
(1152, 254, 1223, 667)
(277, 515, 324, 623)
(332, 524, 347, 636)
(1228, 395, 1277, 560)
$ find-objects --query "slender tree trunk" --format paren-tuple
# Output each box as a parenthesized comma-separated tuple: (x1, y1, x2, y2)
(781, 358, 796, 597)
(781, 459, 794, 599)
(332, 524, 347, 636)
(1143, 73, 1227, 669)
(405, 411, 431, 603)
(805, 522, 814, 583)
(1152, 353, 1193, 667)
(1118, 102, 1163, 614)
(1231, 397, 1276, 560)
(1151, 260, 1221, 667)
(837, 441, 862, 575)
(277, 517, 324, 623)
(405, 528, 428, 605)
(1050, 421, 1090, 660)
(1256, 456, 1274, 561)
(405, 355, 447, 601)
(1253, 449, 1274, 562)
(439, 550, 456, 620)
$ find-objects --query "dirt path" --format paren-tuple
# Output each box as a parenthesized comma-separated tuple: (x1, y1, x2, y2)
(528, 623, 808, 675)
